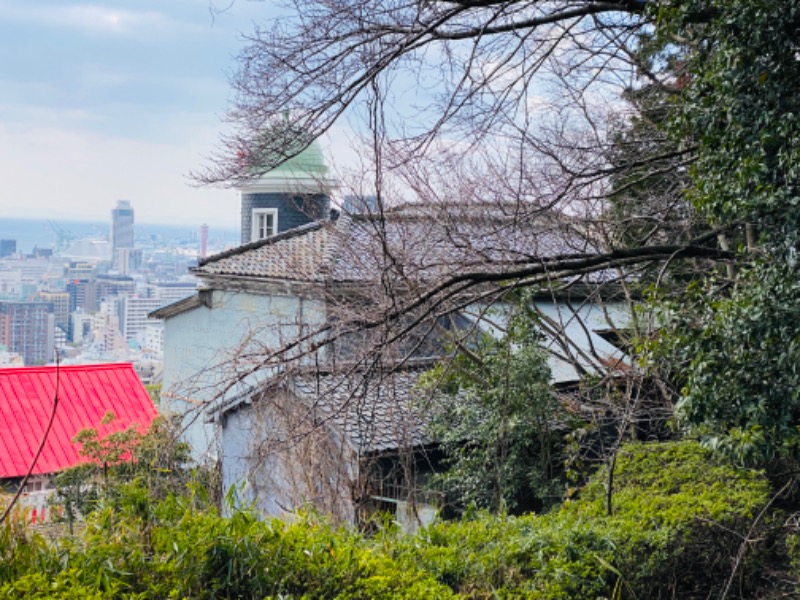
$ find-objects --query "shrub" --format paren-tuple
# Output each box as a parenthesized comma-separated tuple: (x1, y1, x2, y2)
(0, 441, 780, 598)
(393, 441, 773, 598)
(1, 482, 454, 599)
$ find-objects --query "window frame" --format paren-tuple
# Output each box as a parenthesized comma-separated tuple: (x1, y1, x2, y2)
(251, 208, 278, 241)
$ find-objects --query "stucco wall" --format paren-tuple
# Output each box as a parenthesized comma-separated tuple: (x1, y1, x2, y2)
(533, 299, 629, 383)
(160, 288, 327, 462)
(467, 299, 630, 384)
(220, 390, 357, 523)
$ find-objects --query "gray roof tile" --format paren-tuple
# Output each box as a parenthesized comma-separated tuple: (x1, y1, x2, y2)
(193, 204, 601, 284)
(195, 221, 334, 281)
(292, 369, 429, 454)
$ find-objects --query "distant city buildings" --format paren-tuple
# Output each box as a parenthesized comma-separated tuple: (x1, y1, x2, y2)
(143, 322, 164, 358)
(0, 301, 54, 365)
(0, 203, 234, 369)
(0, 270, 22, 299)
(35, 290, 69, 337)
(70, 310, 93, 345)
(120, 296, 164, 343)
(96, 274, 136, 301)
(148, 281, 199, 304)
(0, 349, 24, 367)
(65, 264, 98, 313)
(0, 240, 16, 258)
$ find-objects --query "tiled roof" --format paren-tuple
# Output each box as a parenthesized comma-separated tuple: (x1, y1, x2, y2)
(0, 363, 158, 478)
(193, 204, 600, 285)
(194, 221, 334, 281)
(292, 369, 430, 454)
(332, 208, 592, 284)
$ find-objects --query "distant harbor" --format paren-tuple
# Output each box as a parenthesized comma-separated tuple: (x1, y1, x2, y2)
(0, 218, 239, 256)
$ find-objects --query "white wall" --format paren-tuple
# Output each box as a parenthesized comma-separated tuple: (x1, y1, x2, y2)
(160, 288, 327, 463)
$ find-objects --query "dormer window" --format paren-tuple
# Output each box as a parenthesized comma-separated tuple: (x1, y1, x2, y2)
(252, 208, 278, 241)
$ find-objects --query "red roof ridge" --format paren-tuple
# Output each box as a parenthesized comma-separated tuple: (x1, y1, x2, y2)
(5, 362, 136, 374)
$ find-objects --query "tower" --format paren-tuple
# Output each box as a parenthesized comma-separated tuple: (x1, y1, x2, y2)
(200, 224, 209, 259)
(110, 200, 134, 271)
(237, 139, 335, 245)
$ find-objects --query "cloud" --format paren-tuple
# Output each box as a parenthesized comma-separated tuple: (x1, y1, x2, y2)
(3, 3, 177, 36)
(0, 0, 358, 229)
(0, 115, 368, 229)
(0, 122, 240, 227)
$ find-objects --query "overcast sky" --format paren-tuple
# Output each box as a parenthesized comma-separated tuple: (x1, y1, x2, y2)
(0, 0, 341, 228)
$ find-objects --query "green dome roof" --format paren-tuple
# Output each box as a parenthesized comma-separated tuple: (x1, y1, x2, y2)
(240, 132, 334, 193)
(267, 139, 328, 177)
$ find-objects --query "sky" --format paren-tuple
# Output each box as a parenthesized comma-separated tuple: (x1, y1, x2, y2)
(0, 0, 352, 229)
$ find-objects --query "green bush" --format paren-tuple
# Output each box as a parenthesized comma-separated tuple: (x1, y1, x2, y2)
(569, 441, 773, 596)
(0, 442, 781, 598)
(391, 441, 773, 598)
(1, 481, 453, 599)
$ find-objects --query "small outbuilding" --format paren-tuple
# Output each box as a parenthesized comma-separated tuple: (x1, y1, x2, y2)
(0, 363, 158, 514)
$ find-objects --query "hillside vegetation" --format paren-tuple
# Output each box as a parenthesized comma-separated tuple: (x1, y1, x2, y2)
(1, 441, 793, 599)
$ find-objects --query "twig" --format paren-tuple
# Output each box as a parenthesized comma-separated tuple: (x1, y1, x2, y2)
(719, 478, 792, 600)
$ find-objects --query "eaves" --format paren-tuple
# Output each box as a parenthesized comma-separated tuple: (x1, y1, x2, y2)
(196, 273, 329, 299)
(149, 291, 212, 320)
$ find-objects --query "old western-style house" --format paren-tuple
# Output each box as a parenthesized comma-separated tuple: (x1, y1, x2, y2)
(154, 144, 629, 527)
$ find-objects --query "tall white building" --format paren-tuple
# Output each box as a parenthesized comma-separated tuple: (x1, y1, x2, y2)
(110, 200, 134, 272)
(121, 296, 164, 343)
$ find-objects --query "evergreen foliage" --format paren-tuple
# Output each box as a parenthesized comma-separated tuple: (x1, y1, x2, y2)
(1, 441, 786, 598)
(653, 263, 800, 463)
(642, 0, 800, 463)
(399, 441, 775, 598)
(418, 304, 565, 514)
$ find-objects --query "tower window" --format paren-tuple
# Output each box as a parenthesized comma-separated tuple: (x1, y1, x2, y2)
(252, 209, 278, 241)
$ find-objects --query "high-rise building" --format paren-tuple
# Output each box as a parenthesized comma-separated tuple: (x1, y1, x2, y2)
(149, 281, 198, 304)
(95, 298, 122, 353)
(110, 200, 135, 270)
(0, 302, 55, 365)
(95, 274, 136, 302)
(64, 261, 98, 312)
(36, 291, 70, 336)
(121, 296, 164, 343)
(66, 279, 98, 313)
(65, 261, 96, 280)
(200, 224, 209, 259)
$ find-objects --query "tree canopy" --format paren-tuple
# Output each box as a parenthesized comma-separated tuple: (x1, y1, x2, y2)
(199, 0, 800, 466)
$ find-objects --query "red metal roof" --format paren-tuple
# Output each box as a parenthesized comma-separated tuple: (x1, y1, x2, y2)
(0, 363, 158, 477)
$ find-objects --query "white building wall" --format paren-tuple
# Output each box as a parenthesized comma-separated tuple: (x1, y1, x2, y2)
(220, 394, 357, 523)
(143, 322, 164, 357)
(122, 296, 163, 342)
(70, 311, 94, 344)
(160, 288, 327, 463)
(469, 299, 630, 384)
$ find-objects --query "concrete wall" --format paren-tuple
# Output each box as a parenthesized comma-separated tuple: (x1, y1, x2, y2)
(220, 390, 357, 523)
(160, 288, 327, 463)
